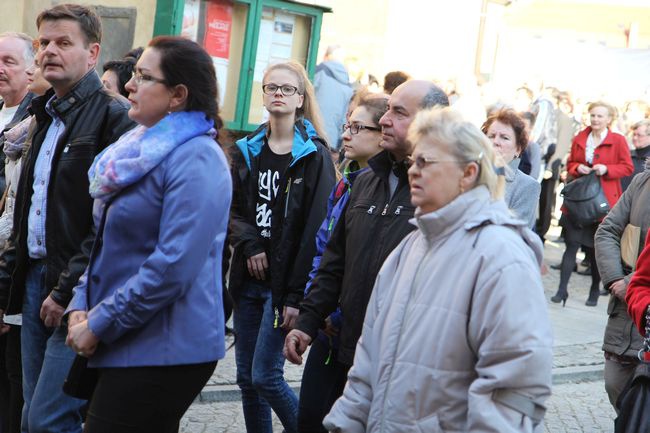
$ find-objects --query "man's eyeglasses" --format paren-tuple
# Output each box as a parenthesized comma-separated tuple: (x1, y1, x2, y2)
(131, 70, 167, 86)
(342, 123, 381, 135)
(262, 83, 300, 96)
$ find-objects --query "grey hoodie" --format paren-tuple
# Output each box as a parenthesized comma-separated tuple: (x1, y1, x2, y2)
(314, 60, 352, 150)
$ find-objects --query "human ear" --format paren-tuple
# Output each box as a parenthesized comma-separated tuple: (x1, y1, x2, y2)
(169, 84, 189, 112)
(461, 161, 479, 190)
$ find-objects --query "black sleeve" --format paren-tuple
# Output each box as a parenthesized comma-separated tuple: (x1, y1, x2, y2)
(295, 185, 350, 339)
(52, 102, 136, 307)
(0, 238, 16, 311)
(228, 147, 265, 259)
(284, 147, 336, 308)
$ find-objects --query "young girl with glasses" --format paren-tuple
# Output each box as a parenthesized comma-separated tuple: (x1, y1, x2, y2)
(228, 61, 336, 433)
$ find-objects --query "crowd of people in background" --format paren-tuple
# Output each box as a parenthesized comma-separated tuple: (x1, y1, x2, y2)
(1, 3, 650, 433)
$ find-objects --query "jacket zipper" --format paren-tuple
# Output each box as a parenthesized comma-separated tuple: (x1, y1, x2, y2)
(284, 177, 292, 219)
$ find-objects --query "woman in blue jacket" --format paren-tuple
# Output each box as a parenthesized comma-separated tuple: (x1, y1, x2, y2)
(229, 61, 335, 433)
(65, 36, 231, 432)
(297, 92, 388, 433)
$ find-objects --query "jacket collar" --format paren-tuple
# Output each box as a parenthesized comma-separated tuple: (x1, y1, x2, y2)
(31, 70, 103, 123)
(235, 118, 320, 170)
(412, 185, 542, 265)
(632, 146, 650, 159)
(0, 92, 35, 129)
(576, 126, 615, 148)
(413, 186, 491, 242)
(341, 159, 368, 186)
(505, 157, 520, 183)
(367, 150, 409, 183)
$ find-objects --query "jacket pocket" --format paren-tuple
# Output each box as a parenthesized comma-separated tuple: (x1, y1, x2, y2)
(349, 199, 380, 216)
(59, 136, 96, 162)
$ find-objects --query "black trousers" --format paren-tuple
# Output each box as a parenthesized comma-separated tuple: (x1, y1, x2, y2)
(0, 326, 22, 433)
(297, 337, 350, 433)
(84, 361, 217, 433)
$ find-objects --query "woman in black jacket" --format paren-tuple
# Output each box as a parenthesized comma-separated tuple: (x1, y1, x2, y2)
(229, 61, 336, 433)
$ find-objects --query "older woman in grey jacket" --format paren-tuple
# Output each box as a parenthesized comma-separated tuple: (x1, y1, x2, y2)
(323, 108, 553, 433)
(483, 109, 541, 228)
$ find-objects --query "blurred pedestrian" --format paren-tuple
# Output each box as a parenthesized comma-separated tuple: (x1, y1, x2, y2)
(595, 158, 650, 412)
(297, 93, 387, 433)
(621, 119, 650, 191)
(552, 101, 633, 307)
(482, 109, 540, 228)
(313, 45, 353, 151)
(229, 61, 335, 433)
(519, 110, 542, 180)
(101, 58, 136, 98)
(382, 71, 409, 95)
(323, 107, 552, 433)
(0, 32, 37, 193)
(0, 31, 40, 433)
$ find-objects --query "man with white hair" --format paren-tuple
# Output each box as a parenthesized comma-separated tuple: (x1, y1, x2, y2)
(0, 32, 37, 192)
(0, 31, 35, 433)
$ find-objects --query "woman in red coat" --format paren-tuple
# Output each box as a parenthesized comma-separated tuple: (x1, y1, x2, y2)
(552, 101, 633, 306)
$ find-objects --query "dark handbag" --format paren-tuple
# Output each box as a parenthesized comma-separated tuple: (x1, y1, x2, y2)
(614, 321, 650, 432)
(62, 354, 98, 400)
(560, 171, 610, 226)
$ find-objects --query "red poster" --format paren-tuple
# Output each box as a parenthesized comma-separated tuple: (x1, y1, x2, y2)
(204, 0, 233, 59)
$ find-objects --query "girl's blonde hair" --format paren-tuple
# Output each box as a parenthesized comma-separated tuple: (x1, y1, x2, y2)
(264, 61, 328, 143)
(408, 107, 505, 200)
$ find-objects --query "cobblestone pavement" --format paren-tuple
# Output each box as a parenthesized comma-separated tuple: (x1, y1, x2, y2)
(181, 380, 617, 433)
(182, 223, 616, 432)
(544, 380, 615, 433)
(181, 400, 283, 433)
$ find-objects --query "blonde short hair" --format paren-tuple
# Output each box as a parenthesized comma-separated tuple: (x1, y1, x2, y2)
(588, 100, 617, 123)
(408, 107, 505, 200)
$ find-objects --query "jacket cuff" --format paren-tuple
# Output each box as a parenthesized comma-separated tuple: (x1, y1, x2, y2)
(64, 293, 87, 316)
(284, 290, 303, 309)
(295, 311, 323, 341)
(87, 304, 120, 344)
(242, 241, 265, 259)
(50, 287, 72, 308)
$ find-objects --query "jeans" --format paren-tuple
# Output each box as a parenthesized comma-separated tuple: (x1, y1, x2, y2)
(21, 263, 85, 433)
(297, 337, 349, 433)
(234, 279, 298, 433)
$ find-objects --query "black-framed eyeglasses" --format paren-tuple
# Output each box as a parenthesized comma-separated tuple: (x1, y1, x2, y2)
(262, 83, 300, 96)
(131, 70, 167, 86)
(342, 123, 381, 135)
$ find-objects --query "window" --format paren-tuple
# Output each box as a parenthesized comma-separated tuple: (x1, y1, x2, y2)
(155, 0, 328, 132)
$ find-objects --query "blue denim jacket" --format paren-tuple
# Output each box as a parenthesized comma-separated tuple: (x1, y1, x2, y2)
(67, 135, 232, 368)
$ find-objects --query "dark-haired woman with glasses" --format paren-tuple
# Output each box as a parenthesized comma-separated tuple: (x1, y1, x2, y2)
(296, 93, 388, 433)
(65, 36, 231, 432)
(229, 61, 336, 433)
